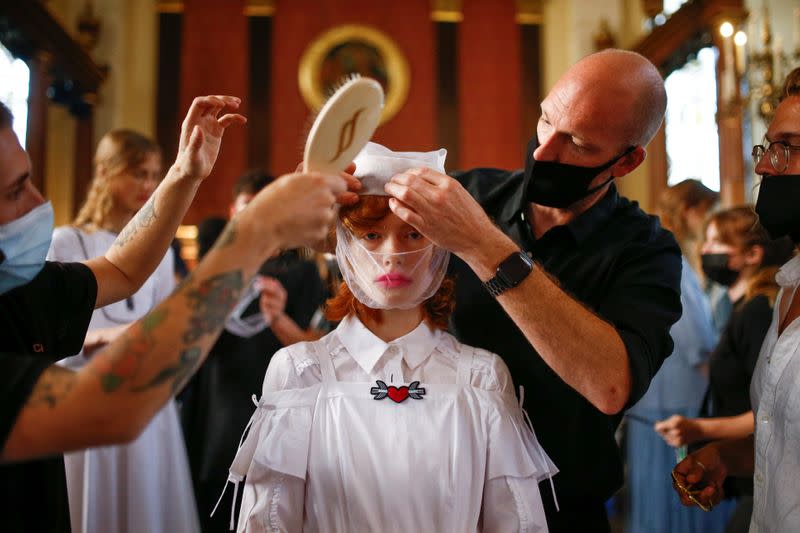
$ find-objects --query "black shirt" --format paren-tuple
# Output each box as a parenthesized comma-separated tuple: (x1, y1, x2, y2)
(702, 294, 773, 499)
(705, 295, 772, 418)
(0, 261, 98, 532)
(450, 169, 682, 505)
(180, 251, 325, 528)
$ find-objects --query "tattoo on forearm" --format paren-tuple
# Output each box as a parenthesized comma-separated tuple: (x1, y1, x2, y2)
(91, 270, 242, 397)
(183, 270, 244, 343)
(93, 308, 168, 392)
(131, 347, 202, 394)
(115, 196, 157, 247)
(27, 366, 77, 408)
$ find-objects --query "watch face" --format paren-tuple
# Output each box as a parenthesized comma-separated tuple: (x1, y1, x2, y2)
(498, 252, 533, 286)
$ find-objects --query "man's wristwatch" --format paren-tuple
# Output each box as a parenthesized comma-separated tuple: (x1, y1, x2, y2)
(483, 251, 535, 297)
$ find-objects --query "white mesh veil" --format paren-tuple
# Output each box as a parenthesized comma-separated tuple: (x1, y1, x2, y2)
(335, 142, 449, 310)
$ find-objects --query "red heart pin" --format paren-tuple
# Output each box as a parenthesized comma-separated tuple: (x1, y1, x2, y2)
(387, 386, 410, 403)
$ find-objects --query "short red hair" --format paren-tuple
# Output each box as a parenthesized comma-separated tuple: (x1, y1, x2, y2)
(325, 196, 455, 330)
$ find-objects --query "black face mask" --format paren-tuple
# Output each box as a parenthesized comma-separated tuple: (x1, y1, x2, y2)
(755, 174, 800, 243)
(701, 253, 739, 287)
(523, 136, 635, 208)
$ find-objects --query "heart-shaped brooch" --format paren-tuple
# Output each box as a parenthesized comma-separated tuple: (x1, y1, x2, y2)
(370, 380, 425, 403)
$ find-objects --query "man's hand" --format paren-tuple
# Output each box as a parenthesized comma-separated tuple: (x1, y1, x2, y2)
(257, 276, 288, 323)
(174, 95, 247, 179)
(672, 444, 727, 510)
(384, 168, 510, 270)
(296, 161, 361, 206)
(244, 172, 346, 251)
(656, 415, 702, 447)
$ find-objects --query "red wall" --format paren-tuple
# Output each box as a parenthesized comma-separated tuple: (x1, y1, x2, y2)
(270, 0, 436, 176)
(174, 0, 526, 222)
(180, 0, 249, 223)
(459, 0, 522, 170)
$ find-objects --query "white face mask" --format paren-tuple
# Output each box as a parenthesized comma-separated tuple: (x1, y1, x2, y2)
(335, 141, 450, 310)
(224, 278, 270, 338)
(335, 220, 450, 310)
(0, 201, 54, 295)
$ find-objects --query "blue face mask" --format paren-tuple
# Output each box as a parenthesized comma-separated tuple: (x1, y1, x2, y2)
(0, 201, 54, 295)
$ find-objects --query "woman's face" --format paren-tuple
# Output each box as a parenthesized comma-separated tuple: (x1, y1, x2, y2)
(110, 151, 162, 213)
(349, 212, 434, 308)
(701, 222, 751, 275)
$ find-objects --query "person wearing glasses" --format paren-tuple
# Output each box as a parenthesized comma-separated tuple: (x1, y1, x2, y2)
(672, 67, 800, 532)
(46, 130, 198, 533)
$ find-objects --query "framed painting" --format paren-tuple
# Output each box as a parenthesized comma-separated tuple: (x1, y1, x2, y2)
(298, 24, 409, 124)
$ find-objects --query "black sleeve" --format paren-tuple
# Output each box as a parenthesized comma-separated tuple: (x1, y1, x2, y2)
(596, 236, 683, 407)
(0, 262, 98, 361)
(47, 262, 98, 356)
(734, 295, 774, 380)
(0, 354, 51, 449)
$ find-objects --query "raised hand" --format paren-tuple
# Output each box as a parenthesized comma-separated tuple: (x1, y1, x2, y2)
(174, 95, 247, 179)
(257, 276, 288, 323)
(384, 168, 504, 263)
(244, 172, 347, 251)
(296, 160, 361, 206)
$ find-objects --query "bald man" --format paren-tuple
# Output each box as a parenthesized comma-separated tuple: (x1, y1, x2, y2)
(385, 49, 682, 531)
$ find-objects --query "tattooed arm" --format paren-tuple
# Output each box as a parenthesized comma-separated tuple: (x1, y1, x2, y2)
(85, 95, 246, 308)
(1, 171, 347, 462)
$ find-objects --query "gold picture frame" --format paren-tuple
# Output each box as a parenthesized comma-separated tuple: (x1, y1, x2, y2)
(298, 24, 410, 125)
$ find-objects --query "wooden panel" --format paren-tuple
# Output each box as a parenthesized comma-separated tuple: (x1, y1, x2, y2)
(632, 0, 745, 75)
(248, 15, 272, 171)
(26, 52, 51, 194)
(458, 0, 522, 170)
(156, 12, 182, 169)
(0, 0, 105, 94)
(519, 22, 541, 155)
(72, 111, 94, 216)
(180, 0, 249, 223)
(436, 21, 459, 169)
(270, 0, 436, 176)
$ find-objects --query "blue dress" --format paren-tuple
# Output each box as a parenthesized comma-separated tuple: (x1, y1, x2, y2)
(626, 257, 734, 532)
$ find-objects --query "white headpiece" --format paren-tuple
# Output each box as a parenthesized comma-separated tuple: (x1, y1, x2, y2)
(352, 142, 447, 195)
(336, 142, 450, 310)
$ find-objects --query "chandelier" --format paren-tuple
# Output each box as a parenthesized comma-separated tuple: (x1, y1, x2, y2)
(719, 4, 800, 124)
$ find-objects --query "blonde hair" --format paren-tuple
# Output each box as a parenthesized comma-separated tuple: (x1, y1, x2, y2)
(657, 179, 719, 244)
(73, 129, 160, 231)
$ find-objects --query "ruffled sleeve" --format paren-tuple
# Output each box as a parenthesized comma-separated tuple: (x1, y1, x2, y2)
(486, 393, 557, 483)
(482, 392, 557, 532)
(215, 385, 321, 533)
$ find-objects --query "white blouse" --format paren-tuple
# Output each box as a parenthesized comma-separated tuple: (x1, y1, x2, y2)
(222, 315, 557, 532)
(750, 255, 800, 532)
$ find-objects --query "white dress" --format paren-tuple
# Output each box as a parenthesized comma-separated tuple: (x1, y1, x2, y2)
(48, 227, 200, 533)
(219, 315, 556, 532)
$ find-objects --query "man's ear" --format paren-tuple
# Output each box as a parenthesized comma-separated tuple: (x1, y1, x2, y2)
(612, 146, 646, 178)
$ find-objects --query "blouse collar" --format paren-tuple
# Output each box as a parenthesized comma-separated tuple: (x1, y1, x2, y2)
(335, 314, 441, 375)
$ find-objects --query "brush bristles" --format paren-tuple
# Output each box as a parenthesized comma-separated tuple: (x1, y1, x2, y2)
(325, 72, 363, 99)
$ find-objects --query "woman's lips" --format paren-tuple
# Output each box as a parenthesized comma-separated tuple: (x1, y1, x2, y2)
(375, 272, 412, 288)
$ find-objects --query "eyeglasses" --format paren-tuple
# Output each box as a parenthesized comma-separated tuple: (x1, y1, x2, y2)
(671, 470, 712, 512)
(752, 141, 800, 173)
